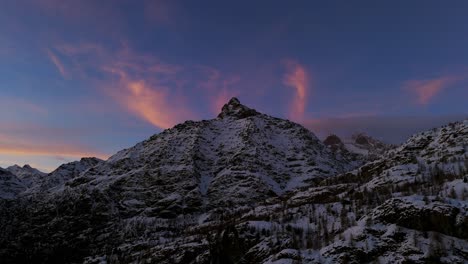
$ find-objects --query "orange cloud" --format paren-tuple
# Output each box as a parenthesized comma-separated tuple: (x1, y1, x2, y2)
(50, 42, 195, 128)
(46, 49, 68, 78)
(404, 75, 462, 105)
(104, 68, 194, 129)
(283, 60, 310, 121)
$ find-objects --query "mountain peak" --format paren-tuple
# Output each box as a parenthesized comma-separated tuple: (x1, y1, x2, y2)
(351, 132, 387, 148)
(217, 97, 259, 119)
(323, 134, 344, 146)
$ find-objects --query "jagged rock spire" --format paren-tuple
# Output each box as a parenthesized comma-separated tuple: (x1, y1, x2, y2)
(217, 97, 259, 119)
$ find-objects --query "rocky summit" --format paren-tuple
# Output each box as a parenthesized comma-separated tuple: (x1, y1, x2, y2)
(0, 99, 467, 264)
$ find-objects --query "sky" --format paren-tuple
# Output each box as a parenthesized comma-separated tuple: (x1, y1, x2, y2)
(0, 0, 467, 172)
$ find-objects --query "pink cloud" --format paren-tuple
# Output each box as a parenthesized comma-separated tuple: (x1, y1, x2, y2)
(104, 71, 195, 129)
(283, 60, 310, 121)
(51, 41, 269, 127)
(404, 75, 462, 105)
(50, 42, 197, 128)
(46, 48, 68, 78)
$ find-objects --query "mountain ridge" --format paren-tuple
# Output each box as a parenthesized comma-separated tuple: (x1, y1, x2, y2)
(0, 98, 466, 263)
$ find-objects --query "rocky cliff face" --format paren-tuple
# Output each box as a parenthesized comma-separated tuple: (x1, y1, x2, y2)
(0, 99, 466, 264)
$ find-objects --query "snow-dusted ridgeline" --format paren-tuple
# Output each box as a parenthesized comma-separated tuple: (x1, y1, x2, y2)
(0, 99, 466, 263)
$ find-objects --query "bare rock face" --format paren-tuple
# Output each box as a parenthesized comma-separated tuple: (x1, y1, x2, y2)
(217, 97, 259, 119)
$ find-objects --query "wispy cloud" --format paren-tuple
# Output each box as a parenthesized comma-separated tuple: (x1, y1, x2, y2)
(47, 42, 196, 128)
(404, 75, 462, 105)
(104, 70, 194, 129)
(46, 48, 68, 78)
(283, 60, 310, 121)
(52, 42, 249, 126)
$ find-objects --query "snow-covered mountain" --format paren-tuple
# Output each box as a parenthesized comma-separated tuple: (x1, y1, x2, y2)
(0, 159, 103, 197)
(324, 133, 395, 161)
(0, 164, 46, 199)
(0, 168, 26, 199)
(6, 164, 46, 188)
(0, 99, 466, 264)
(25, 157, 104, 194)
(238, 119, 468, 263)
(68, 97, 353, 209)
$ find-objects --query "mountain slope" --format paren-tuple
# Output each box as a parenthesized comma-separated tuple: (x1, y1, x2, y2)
(0, 100, 466, 264)
(0, 98, 357, 263)
(6, 164, 46, 188)
(237, 120, 468, 263)
(24, 157, 103, 194)
(72, 98, 353, 209)
(345, 132, 393, 158)
(324, 133, 395, 162)
(0, 168, 26, 199)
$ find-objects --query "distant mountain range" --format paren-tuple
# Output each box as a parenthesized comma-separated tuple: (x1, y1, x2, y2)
(0, 98, 466, 263)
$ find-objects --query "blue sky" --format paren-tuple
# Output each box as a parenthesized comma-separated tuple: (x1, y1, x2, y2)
(0, 0, 467, 171)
